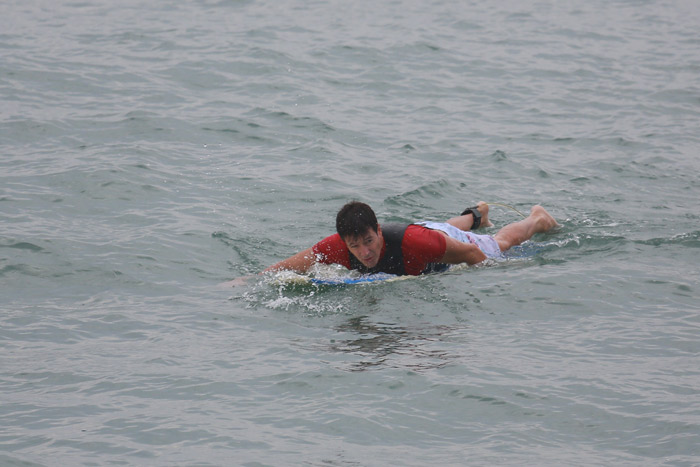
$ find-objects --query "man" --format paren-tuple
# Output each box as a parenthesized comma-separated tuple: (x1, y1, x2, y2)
(260, 201, 558, 276)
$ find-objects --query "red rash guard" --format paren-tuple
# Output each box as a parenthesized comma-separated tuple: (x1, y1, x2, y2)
(311, 224, 447, 275)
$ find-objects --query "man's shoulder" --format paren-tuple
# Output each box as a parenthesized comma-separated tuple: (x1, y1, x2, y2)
(313, 233, 345, 251)
(403, 224, 447, 250)
(404, 223, 435, 237)
(312, 233, 351, 267)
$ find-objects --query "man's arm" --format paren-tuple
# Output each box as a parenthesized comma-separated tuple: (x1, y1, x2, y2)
(439, 236, 487, 265)
(219, 247, 318, 287)
(262, 247, 318, 274)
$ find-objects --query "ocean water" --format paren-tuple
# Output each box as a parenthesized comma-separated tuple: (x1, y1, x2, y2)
(2, 0, 699, 465)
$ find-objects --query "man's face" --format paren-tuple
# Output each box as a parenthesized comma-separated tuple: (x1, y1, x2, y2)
(344, 226, 384, 268)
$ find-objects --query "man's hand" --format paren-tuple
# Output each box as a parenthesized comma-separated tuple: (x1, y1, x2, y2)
(219, 276, 254, 287)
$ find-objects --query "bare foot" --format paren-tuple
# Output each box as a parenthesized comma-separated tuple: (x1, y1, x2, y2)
(477, 201, 494, 228)
(530, 205, 559, 233)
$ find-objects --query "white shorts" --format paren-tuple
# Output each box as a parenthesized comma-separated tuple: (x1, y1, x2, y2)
(416, 221, 503, 259)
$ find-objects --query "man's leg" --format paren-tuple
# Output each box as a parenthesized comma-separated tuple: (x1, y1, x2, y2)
(493, 205, 558, 252)
(446, 201, 493, 231)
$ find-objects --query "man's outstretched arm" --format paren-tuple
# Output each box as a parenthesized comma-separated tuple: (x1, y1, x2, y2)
(262, 247, 318, 274)
(220, 247, 319, 287)
(439, 236, 487, 266)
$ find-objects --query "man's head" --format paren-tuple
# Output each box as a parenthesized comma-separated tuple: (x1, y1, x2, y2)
(336, 201, 384, 268)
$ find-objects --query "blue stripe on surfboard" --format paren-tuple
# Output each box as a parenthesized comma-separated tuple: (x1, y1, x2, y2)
(310, 273, 398, 285)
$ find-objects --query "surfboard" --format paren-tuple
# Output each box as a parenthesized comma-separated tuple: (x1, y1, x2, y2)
(270, 270, 412, 286)
(263, 243, 554, 288)
(266, 262, 475, 286)
(310, 273, 404, 285)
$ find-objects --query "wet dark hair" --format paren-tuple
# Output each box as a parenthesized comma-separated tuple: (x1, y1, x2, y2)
(336, 201, 378, 240)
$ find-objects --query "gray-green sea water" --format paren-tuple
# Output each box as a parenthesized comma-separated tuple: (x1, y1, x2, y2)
(2, 0, 699, 465)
